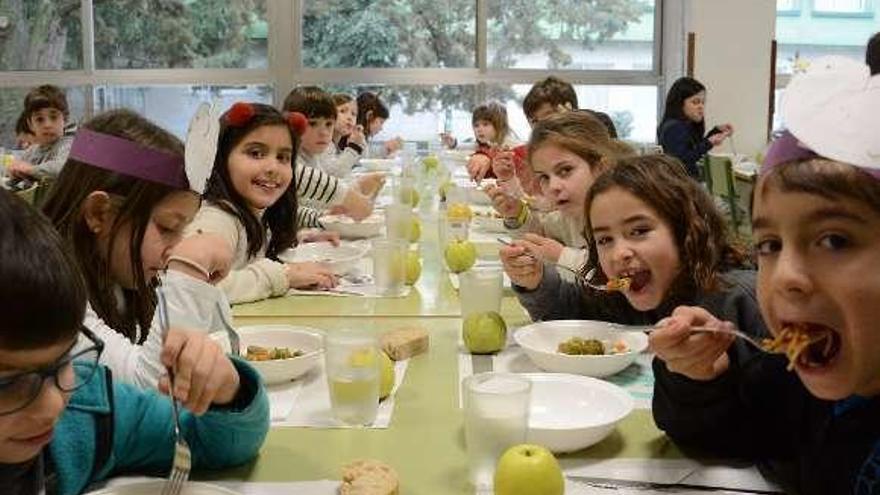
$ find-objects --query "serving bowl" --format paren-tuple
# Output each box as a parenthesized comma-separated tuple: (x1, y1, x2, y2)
(514, 320, 648, 377)
(279, 241, 368, 275)
(319, 212, 384, 239)
(525, 372, 633, 453)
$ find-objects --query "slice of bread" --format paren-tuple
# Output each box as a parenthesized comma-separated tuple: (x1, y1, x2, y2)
(381, 327, 429, 361)
(339, 459, 400, 495)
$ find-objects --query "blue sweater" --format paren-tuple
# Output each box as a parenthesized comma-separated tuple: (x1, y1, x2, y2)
(49, 357, 269, 495)
(657, 119, 713, 180)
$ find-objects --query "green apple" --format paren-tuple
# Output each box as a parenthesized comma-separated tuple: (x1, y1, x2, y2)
(405, 251, 422, 285)
(494, 444, 564, 495)
(409, 217, 421, 243)
(399, 186, 420, 207)
(444, 239, 477, 273)
(422, 155, 440, 172)
(379, 351, 395, 400)
(462, 311, 506, 354)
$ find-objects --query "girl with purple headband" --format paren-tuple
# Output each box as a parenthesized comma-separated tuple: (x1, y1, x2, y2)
(651, 57, 880, 494)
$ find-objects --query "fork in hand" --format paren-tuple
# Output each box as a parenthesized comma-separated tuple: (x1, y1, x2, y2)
(613, 322, 770, 353)
(496, 237, 615, 292)
(156, 286, 192, 495)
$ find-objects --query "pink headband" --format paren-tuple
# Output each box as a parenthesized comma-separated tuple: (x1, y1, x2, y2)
(762, 131, 880, 180)
(68, 128, 189, 190)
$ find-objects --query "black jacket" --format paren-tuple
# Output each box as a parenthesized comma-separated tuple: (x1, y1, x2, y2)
(658, 118, 714, 180)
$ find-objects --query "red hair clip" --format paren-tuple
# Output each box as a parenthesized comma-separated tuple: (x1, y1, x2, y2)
(224, 102, 256, 127)
(286, 111, 308, 137)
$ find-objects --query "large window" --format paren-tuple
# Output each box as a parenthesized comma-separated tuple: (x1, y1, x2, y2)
(774, 0, 874, 129)
(1, 0, 664, 148)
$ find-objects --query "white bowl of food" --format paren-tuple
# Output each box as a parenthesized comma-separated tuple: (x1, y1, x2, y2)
(359, 158, 398, 172)
(319, 213, 384, 239)
(279, 241, 368, 275)
(86, 481, 239, 494)
(525, 373, 633, 453)
(233, 325, 324, 385)
(514, 320, 648, 377)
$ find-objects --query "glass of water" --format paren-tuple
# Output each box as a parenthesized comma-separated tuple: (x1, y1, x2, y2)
(462, 372, 531, 490)
(459, 266, 503, 319)
(384, 203, 413, 241)
(371, 238, 408, 297)
(325, 329, 380, 427)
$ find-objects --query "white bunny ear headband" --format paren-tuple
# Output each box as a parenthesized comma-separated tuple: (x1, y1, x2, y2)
(66, 101, 220, 193)
(764, 56, 880, 177)
(184, 101, 222, 194)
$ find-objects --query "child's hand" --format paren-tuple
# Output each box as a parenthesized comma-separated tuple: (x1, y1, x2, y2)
(8, 160, 36, 179)
(355, 172, 386, 199)
(517, 233, 564, 264)
(650, 306, 736, 381)
(297, 228, 341, 246)
(708, 133, 727, 146)
(285, 261, 339, 290)
(500, 242, 544, 290)
(349, 125, 367, 148)
(159, 329, 240, 416)
(492, 149, 516, 180)
(718, 123, 734, 135)
(384, 137, 403, 155)
(484, 184, 522, 218)
(340, 189, 374, 221)
(168, 233, 233, 284)
(467, 154, 492, 183)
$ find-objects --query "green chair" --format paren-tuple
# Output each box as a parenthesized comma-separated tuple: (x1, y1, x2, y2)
(703, 155, 748, 237)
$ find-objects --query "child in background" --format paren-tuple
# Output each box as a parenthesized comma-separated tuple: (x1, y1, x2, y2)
(488, 111, 632, 278)
(357, 91, 402, 157)
(464, 101, 520, 182)
(501, 154, 761, 342)
(332, 93, 368, 162)
(187, 102, 341, 304)
(651, 57, 880, 495)
(657, 77, 733, 181)
(42, 109, 238, 394)
(8, 85, 77, 181)
(0, 188, 268, 495)
(283, 86, 351, 178)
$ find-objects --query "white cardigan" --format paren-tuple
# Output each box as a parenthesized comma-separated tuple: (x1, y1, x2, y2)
(75, 270, 231, 390)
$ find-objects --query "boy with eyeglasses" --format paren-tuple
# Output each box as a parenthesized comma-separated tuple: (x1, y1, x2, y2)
(0, 189, 269, 495)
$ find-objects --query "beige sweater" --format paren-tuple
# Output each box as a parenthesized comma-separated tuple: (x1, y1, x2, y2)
(185, 203, 288, 304)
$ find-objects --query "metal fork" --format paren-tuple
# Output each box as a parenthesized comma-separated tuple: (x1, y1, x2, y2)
(215, 301, 241, 357)
(612, 322, 770, 352)
(156, 286, 192, 495)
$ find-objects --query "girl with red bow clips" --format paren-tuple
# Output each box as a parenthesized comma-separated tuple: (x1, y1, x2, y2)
(186, 102, 340, 304)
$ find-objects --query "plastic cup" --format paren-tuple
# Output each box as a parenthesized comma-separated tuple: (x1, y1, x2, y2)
(325, 329, 380, 427)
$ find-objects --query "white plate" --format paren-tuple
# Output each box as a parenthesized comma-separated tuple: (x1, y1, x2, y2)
(514, 320, 648, 377)
(525, 373, 633, 453)
(279, 241, 368, 274)
(216, 325, 324, 385)
(86, 481, 239, 495)
(319, 213, 384, 239)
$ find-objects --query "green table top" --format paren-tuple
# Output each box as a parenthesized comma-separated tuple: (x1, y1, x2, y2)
(206, 316, 681, 494)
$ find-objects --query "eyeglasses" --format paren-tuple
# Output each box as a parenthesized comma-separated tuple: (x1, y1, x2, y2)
(0, 327, 104, 416)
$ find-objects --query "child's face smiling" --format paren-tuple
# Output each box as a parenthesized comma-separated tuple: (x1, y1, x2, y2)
(590, 187, 681, 311)
(335, 102, 357, 137)
(530, 143, 598, 218)
(473, 119, 497, 144)
(227, 124, 294, 211)
(753, 182, 880, 399)
(300, 117, 335, 156)
(28, 108, 65, 146)
(0, 337, 76, 463)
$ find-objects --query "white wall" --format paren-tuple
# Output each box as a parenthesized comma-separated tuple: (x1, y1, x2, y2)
(687, 0, 776, 157)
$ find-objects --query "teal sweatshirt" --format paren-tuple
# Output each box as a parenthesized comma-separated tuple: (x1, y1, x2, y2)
(48, 357, 269, 495)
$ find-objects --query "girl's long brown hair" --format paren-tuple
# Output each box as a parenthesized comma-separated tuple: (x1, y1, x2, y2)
(43, 109, 187, 343)
(583, 154, 748, 301)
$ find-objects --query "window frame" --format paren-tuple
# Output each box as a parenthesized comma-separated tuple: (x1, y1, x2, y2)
(811, 0, 874, 17)
(1, 0, 668, 143)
